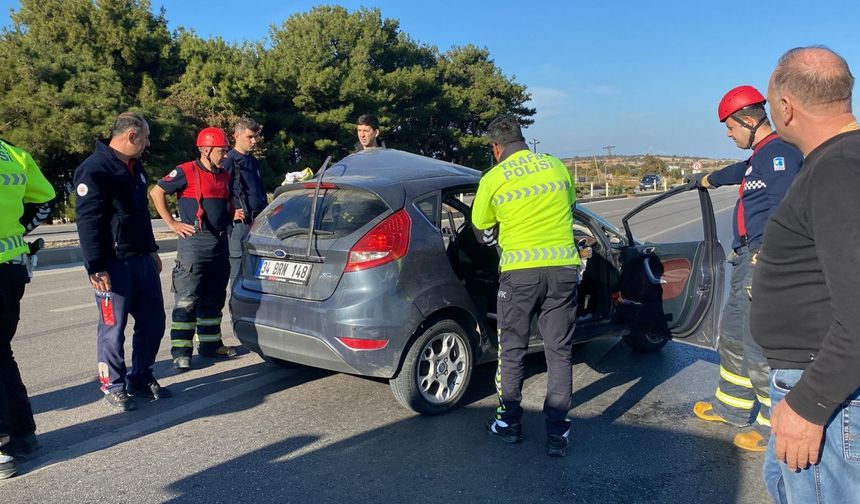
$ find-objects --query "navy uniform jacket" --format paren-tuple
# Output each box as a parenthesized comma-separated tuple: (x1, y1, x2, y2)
(74, 140, 158, 275)
(223, 149, 267, 218)
(707, 133, 803, 250)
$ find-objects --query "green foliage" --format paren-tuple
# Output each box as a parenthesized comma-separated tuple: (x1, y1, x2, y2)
(639, 155, 668, 177)
(0, 3, 534, 211)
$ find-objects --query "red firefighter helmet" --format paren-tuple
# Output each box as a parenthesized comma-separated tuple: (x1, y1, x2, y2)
(196, 127, 229, 148)
(718, 85, 767, 122)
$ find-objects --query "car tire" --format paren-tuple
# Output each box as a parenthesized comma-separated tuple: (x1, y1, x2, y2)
(390, 320, 474, 416)
(622, 329, 668, 353)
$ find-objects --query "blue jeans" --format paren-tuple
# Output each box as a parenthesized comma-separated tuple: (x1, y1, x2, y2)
(764, 368, 860, 503)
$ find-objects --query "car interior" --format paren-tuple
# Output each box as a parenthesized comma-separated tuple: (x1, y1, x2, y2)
(438, 191, 614, 330)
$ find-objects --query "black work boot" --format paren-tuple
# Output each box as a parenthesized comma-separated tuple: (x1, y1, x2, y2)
(127, 378, 173, 400)
(546, 429, 570, 457)
(103, 390, 136, 412)
(485, 419, 523, 444)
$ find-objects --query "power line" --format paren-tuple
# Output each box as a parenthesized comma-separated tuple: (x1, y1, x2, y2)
(602, 144, 615, 157)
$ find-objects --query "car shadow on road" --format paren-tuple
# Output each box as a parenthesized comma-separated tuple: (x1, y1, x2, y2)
(159, 404, 757, 504)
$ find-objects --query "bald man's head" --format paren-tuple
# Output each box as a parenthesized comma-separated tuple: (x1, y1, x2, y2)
(770, 46, 854, 114)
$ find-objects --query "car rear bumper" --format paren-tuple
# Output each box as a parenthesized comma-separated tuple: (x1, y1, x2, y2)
(230, 276, 425, 379)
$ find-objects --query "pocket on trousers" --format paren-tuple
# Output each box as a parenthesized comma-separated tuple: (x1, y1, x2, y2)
(842, 397, 860, 463)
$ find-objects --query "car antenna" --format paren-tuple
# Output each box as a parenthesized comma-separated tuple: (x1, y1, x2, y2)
(306, 155, 333, 259)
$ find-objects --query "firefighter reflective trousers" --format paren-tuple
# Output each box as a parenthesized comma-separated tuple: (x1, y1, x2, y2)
(495, 266, 578, 436)
(712, 246, 770, 429)
(170, 232, 229, 358)
(0, 263, 35, 439)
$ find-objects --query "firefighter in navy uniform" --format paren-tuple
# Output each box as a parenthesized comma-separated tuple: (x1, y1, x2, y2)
(75, 112, 170, 412)
(473, 115, 581, 457)
(150, 127, 240, 370)
(686, 85, 802, 451)
(0, 138, 54, 479)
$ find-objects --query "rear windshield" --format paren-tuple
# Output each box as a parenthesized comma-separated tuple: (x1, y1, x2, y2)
(263, 186, 389, 240)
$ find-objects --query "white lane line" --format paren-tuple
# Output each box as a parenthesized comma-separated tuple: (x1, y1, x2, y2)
(640, 204, 735, 241)
(18, 367, 293, 478)
(33, 252, 178, 277)
(50, 303, 95, 313)
(24, 286, 91, 299)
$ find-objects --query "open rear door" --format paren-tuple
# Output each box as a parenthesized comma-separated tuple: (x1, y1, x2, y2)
(615, 187, 725, 349)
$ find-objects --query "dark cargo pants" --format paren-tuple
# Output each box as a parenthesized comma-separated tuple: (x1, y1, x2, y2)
(495, 265, 578, 436)
(0, 263, 35, 439)
(95, 255, 166, 393)
(712, 246, 770, 430)
(170, 232, 230, 358)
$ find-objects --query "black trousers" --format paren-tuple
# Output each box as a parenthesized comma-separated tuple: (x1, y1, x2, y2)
(0, 263, 36, 439)
(495, 266, 578, 435)
(170, 232, 230, 358)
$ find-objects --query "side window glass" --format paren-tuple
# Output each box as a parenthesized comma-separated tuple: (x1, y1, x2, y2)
(441, 191, 475, 248)
(414, 194, 439, 229)
(625, 192, 704, 243)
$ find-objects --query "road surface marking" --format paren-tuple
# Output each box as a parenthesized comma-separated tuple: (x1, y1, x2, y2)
(50, 303, 95, 313)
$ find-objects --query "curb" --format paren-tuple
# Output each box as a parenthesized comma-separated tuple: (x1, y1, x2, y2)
(37, 238, 178, 268)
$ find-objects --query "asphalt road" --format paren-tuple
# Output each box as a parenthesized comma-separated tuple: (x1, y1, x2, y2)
(2, 187, 772, 503)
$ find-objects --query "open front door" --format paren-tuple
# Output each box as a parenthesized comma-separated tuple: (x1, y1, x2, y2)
(615, 186, 725, 349)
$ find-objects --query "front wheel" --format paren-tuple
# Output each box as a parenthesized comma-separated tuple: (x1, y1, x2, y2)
(390, 320, 474, 415)
(622, 329, 668, 352)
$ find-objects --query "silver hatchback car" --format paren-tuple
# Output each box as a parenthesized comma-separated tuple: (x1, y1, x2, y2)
(230, 149, 724, 415)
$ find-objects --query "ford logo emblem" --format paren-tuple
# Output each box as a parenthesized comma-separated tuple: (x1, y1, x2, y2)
(273, 249, 287, 258)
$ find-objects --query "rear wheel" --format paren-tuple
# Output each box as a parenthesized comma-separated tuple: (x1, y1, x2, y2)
(622, 329, 669, 352)
(390, 320, 473, 415)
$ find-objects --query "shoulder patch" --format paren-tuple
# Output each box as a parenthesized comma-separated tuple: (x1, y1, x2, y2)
(163, 169, 178, 181)
(140, 173, 146, 184)
(76, 183, 89, 197)
(745, 166, 753, 176)
(773, 157, 785, 171)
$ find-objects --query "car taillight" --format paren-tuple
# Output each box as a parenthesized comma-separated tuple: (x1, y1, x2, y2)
(336, 337, 390, 351)
(344, 209, 411, 272)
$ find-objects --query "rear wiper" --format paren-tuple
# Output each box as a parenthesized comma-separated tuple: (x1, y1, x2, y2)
(276, 228, 334, 241)
(307, 155, 333, 257)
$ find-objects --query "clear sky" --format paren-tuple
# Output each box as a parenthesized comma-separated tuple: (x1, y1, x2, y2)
(1, 0, 858, 159)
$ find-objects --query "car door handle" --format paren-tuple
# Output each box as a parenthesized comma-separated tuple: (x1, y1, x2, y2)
(643, 257, 667, 285)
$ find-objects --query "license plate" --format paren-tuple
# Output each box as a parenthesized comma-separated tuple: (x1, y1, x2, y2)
(256, 258, 312, 285)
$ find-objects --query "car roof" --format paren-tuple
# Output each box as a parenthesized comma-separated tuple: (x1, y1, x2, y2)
(311, 149, 482, 207)
(323, 148, 481, 183)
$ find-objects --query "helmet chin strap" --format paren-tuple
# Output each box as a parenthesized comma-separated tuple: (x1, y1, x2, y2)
(731, 113, 768, 149)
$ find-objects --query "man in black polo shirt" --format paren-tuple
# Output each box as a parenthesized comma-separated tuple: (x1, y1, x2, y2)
(224, 117, 268, 284)
(751, 46, 860, 502)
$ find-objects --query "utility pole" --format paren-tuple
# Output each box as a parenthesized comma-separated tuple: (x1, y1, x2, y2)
(602, 144, 615, 157)
(529, 138, 540, 153)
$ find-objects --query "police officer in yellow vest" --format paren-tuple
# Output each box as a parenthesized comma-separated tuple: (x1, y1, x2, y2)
(473, 116, 580, 457)
(0, 139, 54, 479)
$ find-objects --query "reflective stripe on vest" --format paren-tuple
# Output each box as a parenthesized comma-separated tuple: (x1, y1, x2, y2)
(493, 180, 572, 206)
(500, 245, 579, 267)
(0, 173, 26, 185)
(0, 235, 25, 254)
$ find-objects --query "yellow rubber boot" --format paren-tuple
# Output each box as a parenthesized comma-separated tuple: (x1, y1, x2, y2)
(693, 401, 727, 423)
(733, 430, 767, 452)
